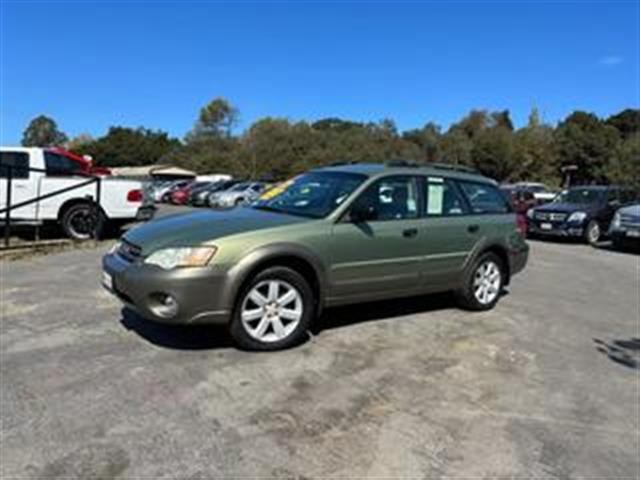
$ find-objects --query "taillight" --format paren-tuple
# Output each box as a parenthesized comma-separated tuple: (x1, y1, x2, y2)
(127, 189, 143, 202)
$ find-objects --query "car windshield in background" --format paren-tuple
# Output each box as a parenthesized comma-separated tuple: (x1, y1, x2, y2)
(230, 183, 251, 192)
(252, 172, 366, 218)
(556, 188, 604, 205)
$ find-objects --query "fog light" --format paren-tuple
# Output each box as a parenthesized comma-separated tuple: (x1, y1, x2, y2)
(150, 293, 179, 318)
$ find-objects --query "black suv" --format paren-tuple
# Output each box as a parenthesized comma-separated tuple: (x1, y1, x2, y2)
(527, 185, 638, 245)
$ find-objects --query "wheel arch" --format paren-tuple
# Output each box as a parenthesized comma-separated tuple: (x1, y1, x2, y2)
(463, 240, 512, 286)
(225, 243, 328, 318)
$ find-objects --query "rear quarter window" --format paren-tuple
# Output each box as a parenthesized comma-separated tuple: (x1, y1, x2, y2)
(459, 181, 511, 214)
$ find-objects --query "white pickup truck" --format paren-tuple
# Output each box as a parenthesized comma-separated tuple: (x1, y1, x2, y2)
(0, 147, 155, 240)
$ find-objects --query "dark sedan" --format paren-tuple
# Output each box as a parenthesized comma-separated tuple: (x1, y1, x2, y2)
(527, 185, 637, 245)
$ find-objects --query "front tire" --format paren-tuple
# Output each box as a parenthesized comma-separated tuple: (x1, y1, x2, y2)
(455, 252, 505, 311)
(230, 267, 314, 351)
(585, 220, 600, 246)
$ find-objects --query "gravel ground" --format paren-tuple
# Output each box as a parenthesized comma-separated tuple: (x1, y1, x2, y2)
(1, 228, 638, 479)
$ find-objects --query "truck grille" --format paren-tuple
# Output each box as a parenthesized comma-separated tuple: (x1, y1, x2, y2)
(535, 212, 567, 222)
(118, 240, 143, 263)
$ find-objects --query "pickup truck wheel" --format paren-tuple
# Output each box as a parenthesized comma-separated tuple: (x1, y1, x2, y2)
(61, 203, 105, 240)
(585, 220, 600, 246)
(230, 267, 313, 351)
(455, 252, 504, 311)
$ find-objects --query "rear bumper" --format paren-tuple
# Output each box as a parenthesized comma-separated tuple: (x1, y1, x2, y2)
(508, 243, 529, 277)
(102, 252, 231, 325)
(136, 205, 156, 221)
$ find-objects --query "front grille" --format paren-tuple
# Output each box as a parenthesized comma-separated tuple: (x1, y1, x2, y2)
(535, 212, 567, 222)
(117, 239, 143, 263)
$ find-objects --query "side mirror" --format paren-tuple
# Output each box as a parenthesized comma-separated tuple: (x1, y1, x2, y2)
(349, 202, 377, 223)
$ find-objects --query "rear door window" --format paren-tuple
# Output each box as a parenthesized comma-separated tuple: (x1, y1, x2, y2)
(425, 177, 468, 216)
(459, 181, 511, 214)
(44, 152, 80, 176)
(0, 151, 30, 179)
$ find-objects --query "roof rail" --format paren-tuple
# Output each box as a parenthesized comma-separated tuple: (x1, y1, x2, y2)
(328, 160, 360, 166)
(385, 159, 419, 168)
(426, 162, 479, 174)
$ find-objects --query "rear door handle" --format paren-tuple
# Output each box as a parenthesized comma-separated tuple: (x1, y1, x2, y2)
(403, 228, 419, 238)
(467, 224, 479, 233)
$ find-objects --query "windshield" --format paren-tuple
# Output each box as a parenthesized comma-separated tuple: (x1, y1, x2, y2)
(555, 188, 604, 205)
(252, 171, 366, 218)
(229, 183, 250, 192)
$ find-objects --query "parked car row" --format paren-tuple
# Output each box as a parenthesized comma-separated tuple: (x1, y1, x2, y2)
(149, 178, 269, 209)
(500, 182, 639, 251)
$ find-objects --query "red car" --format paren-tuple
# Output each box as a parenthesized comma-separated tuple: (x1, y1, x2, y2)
(47, 147, 112, 176)
(169, 181, 209, 205)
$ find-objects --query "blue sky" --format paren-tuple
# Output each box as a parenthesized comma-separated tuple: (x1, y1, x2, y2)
(1, 0, 638, 144)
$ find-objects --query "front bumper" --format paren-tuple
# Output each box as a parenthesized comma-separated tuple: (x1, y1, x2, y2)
(102, 252, 231, 325)
(610, 227, 640, 243)
(528, 220, 584, 238)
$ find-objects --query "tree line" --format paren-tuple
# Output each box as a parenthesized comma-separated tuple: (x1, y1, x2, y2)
(20, 98, 639, 186)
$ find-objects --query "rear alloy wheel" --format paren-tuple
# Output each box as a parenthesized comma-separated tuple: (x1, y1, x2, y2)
(61, 203, 105, 240)
(455, 252, 504, 311)
(230, 267, 313, 350)
(585, 220, 600, 246)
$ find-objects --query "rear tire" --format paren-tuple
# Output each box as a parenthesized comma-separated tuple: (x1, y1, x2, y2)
(60, 203, 105, 240)
(455, 252, 505, 311)
(230, 267, 314, 351)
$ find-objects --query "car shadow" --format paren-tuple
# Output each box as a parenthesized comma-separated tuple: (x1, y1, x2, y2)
(119, 308, 234, 350)
(591, 242, 640, 256)
(315, 291, 459, 333)
(593, 337, 640, 369)
(119, 290, 469, 350)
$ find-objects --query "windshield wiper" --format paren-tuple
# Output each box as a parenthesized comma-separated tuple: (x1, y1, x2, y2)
(252, 204, 320, 218)
(252, 205, 286, 214)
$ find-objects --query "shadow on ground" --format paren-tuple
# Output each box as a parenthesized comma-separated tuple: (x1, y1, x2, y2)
(120, 292, 462, 350)
(593, 337, 640, 369)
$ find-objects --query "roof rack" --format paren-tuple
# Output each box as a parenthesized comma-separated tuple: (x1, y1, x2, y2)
(328, 160, 360, 166)
(385, 159, 419, 168)
(425, 162, 479, 174)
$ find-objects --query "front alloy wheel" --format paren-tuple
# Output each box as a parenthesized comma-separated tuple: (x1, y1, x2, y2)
(230, 266, 313, 350)
(585, 220, 600, 246)
(241, 280, 303, 343)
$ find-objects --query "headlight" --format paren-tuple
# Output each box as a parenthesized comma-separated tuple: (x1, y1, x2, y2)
(526, 209, 534, 219)
(612, 211, 621, 229)
(144, 247, 217, 269)
(108, 241, 121, 254)
(567, 211, 587, 223)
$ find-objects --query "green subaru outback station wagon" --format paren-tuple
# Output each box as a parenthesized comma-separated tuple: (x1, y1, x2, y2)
(102, 162, 528, 350)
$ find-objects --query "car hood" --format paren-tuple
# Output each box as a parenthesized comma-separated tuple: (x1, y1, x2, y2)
(535, 202, 599, 214)
(618, 204, 640, 217)
(123, 207, 311, 255)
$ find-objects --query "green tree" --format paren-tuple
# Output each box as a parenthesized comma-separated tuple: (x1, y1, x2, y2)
(188, 97, 239, 140)
(554, 111, 620, 183)
(21, 115, 68, 147)
(606, 133, 640, 186)
(606, 109, 640, 139)
(75, 127, 181, 167)
(511, 108, 558, 184)
(402, 122, 441, 163)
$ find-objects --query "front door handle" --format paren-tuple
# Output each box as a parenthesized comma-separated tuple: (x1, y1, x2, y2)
(467, 224, 479, 233)
(403, 228, 419, 238)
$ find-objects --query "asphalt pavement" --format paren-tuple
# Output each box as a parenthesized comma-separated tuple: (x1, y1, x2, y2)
(1, 226, 638, 478)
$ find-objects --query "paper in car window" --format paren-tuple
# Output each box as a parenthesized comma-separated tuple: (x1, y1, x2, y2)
(259, 178, 295, 201)
(428, 183, 444, 215)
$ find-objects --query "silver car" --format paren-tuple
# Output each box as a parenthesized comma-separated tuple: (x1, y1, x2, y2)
(209, 182, 265, 208)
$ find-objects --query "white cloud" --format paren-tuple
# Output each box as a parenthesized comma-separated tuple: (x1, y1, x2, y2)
(598, 55, 624, 67)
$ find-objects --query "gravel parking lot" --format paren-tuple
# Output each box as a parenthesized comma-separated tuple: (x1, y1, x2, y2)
(1, 224, 638, 478)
